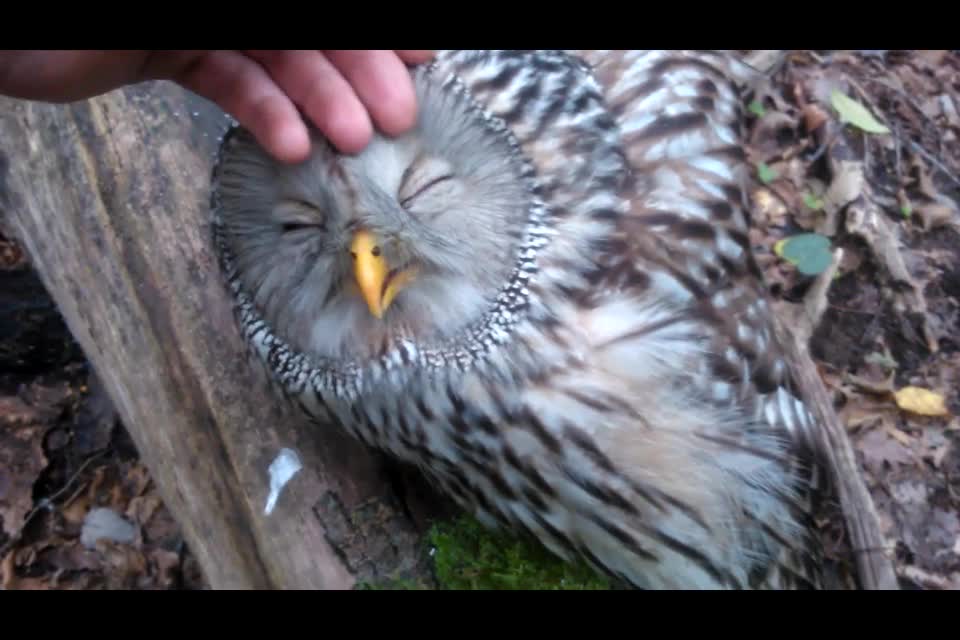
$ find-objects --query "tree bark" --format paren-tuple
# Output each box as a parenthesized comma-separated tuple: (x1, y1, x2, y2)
(0, 81, 443, 590)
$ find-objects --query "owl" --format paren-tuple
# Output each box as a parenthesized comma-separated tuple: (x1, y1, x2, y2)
(210, 50, 828, 589)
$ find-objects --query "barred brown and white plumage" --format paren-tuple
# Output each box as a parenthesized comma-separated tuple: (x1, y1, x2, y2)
(210, 50, 828, 589)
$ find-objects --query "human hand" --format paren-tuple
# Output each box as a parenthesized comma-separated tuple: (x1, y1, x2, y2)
(0, 50, 435, 163)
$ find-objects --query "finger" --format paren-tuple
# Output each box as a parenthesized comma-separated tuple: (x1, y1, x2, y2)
(323, 50, 420, 137)
(173, 50, 309, 164)
(395, 50, 436, 65)
(245, 50, 373, 155)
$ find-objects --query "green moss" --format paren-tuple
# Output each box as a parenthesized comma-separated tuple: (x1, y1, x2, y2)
(427, 515, 611, 590)
(355, 577, 430, 590)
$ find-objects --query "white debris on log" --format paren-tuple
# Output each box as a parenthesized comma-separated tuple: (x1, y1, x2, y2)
(264, 448, 302, 515)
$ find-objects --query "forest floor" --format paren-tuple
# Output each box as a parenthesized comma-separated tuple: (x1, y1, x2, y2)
(0, 50, 958, 590)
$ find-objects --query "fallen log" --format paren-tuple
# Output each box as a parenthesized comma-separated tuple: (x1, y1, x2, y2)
(0, 80, 442, 590)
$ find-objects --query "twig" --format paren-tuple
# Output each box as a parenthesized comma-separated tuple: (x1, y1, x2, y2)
(908, 140, 960, 189)
(792, 249, 844, 346)
(893, 122, 903, 180)
(0, 449, 108, 557)
(808, 122, 843, 166)
(859, 77, 960, 188)
(867, 77, 940, 139)
(773, 308, 900, 590)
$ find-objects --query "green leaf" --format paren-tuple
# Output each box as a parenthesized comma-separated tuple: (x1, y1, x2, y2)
(774, 233, 833, 276)
(830, 90, 890, 135)
(803, 192, 825, 210)
(900, 202, 912, 218)
(748, 100, 766, 117)
(758, 162, 777, 184)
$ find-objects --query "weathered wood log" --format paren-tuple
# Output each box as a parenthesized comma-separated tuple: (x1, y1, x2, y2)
(0, 81, 445, 590)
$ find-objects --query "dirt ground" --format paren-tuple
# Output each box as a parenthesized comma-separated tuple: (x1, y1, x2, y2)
(1, 50, 958, 590)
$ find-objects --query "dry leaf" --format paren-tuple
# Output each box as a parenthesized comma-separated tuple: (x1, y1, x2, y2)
(885, 425, 914, 447)
(940, 94, 960, 128)
(900, 565, 960, 590)
(822, 160, 865, 235)
(857, 427, 915, 473)
(932, 444, 951, 469)
(915, 50, 949, 67)
(0, 549, 16, 589)
(920, 97, 942, 119)
(914, 200, 960, 232)
(894, 386, 949, 417)
(0, 397, 51, 538)
(802, 103, 828, 132)
(751, 187, 788, 227)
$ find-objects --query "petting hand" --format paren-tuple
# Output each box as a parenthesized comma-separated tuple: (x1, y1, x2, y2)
(0, 50, 435, 163)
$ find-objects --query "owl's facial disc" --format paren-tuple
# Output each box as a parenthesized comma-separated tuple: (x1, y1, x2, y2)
(349, 229, 418, 319)
(213, 58, 546, 374)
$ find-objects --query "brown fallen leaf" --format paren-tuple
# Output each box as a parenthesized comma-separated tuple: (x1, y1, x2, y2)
(0, 396, 51, 539)
(150, 549, 182, 589)
(919, 96, 942, 120)
(0, 232, 26, 269)
(931, 443, 951, 470)
(0, 549, 15, 589)
(915, 50, 950, 68)
(802, 103, 829, 133)
(914, 200, 960, 232)
(857, 427, 916, 474)
(127, 494, 163, 531)
(0, 543, 58, 590)
(894, 386, 950, 417)
(838, 388, 894, 433)
(36, 538, 102, 573)
(59, 464, 109, 527)
(940, 94, 960, 129)
(97, 540, 148, 589)
(885, 424, 915, 447)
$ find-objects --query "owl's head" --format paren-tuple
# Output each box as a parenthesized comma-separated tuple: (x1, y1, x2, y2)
(212, 61, 546, 385)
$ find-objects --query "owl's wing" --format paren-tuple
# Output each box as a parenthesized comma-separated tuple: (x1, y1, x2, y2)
(575, 51, 820, 452)
(574, 50, 828, 588)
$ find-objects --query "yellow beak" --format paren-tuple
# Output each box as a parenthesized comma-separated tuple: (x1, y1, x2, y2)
(350, 230, 417, 319)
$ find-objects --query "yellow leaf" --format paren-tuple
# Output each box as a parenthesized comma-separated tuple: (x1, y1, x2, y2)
(893, 386, 949, 417)
(831, 90, 891, 135)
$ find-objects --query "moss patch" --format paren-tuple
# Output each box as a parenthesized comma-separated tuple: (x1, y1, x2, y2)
(427, 515, 612, 590)
(355, 576, 431, 590)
